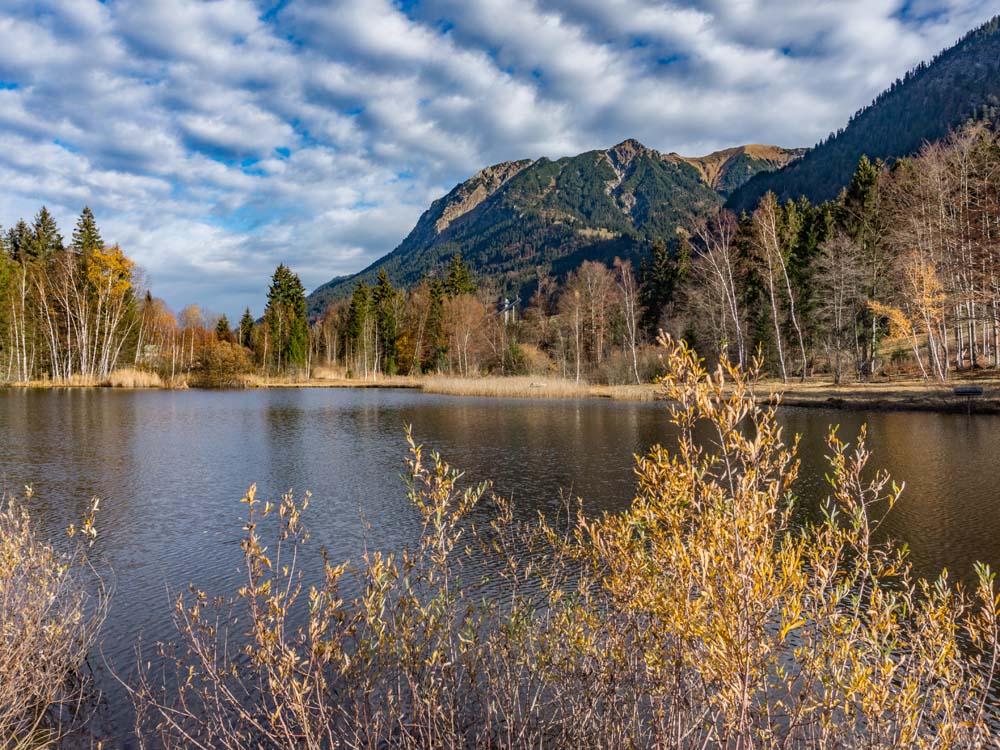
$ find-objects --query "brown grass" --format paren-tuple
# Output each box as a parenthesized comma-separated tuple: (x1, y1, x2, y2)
(7, 368, 185, 389)
(106, 368, 165, 388)
(760, 375, 1000, 413)
(420, 375, 659, 401)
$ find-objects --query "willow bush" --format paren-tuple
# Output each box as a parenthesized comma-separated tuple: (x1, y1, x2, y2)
(0, 490, 105, 749)
(133, 336, 1000, 749)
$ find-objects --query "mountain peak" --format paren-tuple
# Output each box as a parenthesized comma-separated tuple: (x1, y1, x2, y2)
(666, 145, 805, 195)
(606, 139, 653, 168)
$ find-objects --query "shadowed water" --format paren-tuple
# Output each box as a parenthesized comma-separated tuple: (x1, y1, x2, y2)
(2, 386, 999, 743)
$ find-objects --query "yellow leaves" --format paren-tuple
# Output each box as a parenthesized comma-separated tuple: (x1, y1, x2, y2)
(86, 243, 134, 299)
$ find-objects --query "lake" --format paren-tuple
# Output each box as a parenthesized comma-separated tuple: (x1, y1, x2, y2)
(2, 386, 999, 743)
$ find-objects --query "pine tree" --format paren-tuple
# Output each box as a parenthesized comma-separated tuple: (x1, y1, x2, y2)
(7, 220, 31, 263)
(372, 269, 399, 374)
(215, 314, 232, 342)
(346, 280, 372, 376)
(444, 253, 475, 297)
(264, 264, 309, 370)
(238, 308, 255, 350)
(423, 276, 447, 372)
(640, 238, 678, 334)
(26, 206, 63, 260)
(72, 207, 103, 258)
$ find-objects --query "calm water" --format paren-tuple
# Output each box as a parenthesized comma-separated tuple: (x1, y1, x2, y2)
(2, 387, 1000, 742)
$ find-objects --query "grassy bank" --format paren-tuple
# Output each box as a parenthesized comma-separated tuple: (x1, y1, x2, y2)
(7, 368, 187, 389)
(8, 368, 1000, 413)
(765, 376, 1000, 414)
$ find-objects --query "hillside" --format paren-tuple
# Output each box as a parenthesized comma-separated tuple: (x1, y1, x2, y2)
(308, 140, 800, 313)
(727, 15, 1000, 212)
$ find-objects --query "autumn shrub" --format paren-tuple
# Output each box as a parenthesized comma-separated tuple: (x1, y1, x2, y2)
(191, 341, 254, 388)
(133, 336, 1000, 749)
(0, 490, 105, 748)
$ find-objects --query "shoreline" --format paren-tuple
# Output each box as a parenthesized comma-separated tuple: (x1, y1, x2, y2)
(5, 374, 1000, 414)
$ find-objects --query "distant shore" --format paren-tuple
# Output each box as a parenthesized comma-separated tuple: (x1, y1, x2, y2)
(6, 371, 1000, 413)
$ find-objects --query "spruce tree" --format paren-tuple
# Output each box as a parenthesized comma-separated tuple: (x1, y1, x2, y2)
(264, 264, 309, 370)
(444, 253, 475, 297)
(8, 220, 31, 263)
(72, 206, 103, 257)
(238, 308, 256, 350)
(346, 281, 371, 344)
(372, 269, 399, 374)
(423, 276, 446, 372)
(640, 238, 678, 334)
(25, 208, 62, 261)
(215, 314, 232, 342)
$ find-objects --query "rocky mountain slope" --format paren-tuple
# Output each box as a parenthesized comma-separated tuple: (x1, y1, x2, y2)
(308, 140, 800, 313)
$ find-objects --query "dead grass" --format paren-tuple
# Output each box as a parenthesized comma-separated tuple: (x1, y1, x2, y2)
(8, 369, 187, 389)
(106, 368, 165, 388)
(758, 374, 1000, 413)
(420, 375, 659, 401)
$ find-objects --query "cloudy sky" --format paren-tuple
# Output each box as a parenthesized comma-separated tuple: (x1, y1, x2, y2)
(0, 0, 996, 317)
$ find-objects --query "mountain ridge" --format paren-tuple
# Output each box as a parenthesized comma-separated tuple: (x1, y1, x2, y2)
(307, 140, 801, 314)
(727, 14, 1000, 211)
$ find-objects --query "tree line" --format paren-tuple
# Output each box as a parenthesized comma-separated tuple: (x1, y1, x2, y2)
(0, 208, 315, 386)
(682, 122, 1000, 383)
(316, 122, 1000, 385)
(5, 121, 998, 386)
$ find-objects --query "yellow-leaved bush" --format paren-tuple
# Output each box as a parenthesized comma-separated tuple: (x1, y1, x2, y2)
(133, 336, 1000, 749)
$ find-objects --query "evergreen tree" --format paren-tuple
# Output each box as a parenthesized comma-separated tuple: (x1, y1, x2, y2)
(444, 253, 476, 297)
(346, 281, 371, 343)
(423, 276, 447, 372)
(264, 264, 309, 370)
(26, 206, 63, 260)
(72, 207, 103, 258)
(837, 156, 886, 377)
(372, 269, 399, 374)
(215, 313, 232, 342)
(7, 221, 31, 263)
(238, 308, 255, 350)
(640, 238, 678, 334)
(346, 280, 373, 375)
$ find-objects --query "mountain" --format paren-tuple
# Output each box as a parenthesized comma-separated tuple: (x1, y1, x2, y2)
(308, 140, 801, 313)
(728, 15, 1000, 212)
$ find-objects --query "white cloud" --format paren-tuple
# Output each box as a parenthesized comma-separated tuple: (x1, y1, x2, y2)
(0, 0, 995, 316)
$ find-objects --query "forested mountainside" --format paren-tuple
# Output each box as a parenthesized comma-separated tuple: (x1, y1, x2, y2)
(307, 140, 800, 314)
(727, 14, 1000, 212)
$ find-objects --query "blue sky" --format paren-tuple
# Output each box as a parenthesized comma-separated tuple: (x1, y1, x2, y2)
(0, 0, 996, 318)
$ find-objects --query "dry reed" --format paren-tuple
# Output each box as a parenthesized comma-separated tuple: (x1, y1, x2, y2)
(105, 368, 165, 388)
(0, 489, 106, 748)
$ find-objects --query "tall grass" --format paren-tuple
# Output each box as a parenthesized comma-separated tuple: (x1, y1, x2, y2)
(420, 375, 658, 400)
(0, 490, 106, 748)
(105, 368, 165, 388)
(132, 337, 1000, 749)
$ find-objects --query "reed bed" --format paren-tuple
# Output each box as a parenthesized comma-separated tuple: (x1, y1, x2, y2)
(420, 374, 659, 400)
(105, 368, 165, 388)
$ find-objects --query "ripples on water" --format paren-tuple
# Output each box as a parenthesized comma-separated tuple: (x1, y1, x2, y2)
(2, 386, 999, 743)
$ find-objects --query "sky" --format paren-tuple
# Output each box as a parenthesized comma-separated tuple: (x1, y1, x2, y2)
(0, 0, 996, 318)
